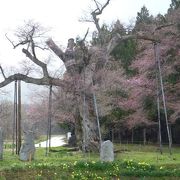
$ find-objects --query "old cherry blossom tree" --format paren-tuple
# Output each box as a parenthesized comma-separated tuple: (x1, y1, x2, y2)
(0, 0, 179, 152)
(0, 1, 117, 152)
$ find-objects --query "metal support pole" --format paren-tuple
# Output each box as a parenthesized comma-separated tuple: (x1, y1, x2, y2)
(82, 93, 87, 153)
(93, 91, 102, 143)
(92, 77, 102, 146)
(15, 82, 18, 155)
(17, 80, 22, 154)
(155, 43, 172, 155)
(154, 45, 163, 154)
(45, 123, 49, 156)
(46, 85, 53, 156)
(12, 80, 17, 155)
(156, 77, 163, 154)
(82, 66, 87, 154)
(48, 85, 52, 150)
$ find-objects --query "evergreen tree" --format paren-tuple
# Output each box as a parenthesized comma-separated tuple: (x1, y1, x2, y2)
(136, 6, 153, 25)
(111, 38, 137, 76)
(170, 0, 180, 9)
(155, 13, 167, 24)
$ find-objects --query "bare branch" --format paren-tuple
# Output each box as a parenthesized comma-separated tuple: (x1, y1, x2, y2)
(30, 27, 37, 58)
(79, 8, 94, 23)
(90, 0, 111, 43)
(79, 0, 111, 38)
(34, 45, 49, 50)
(0, 66, 6, 79)
(93, 0, 101, 11)
(22, 48, 49, 77)
(5, 33, 30, 49)
(2, 22, 67, 91)
(93, 0, 110, 15)
(79, 18, 94, 23)
(5, 34, 16, 48)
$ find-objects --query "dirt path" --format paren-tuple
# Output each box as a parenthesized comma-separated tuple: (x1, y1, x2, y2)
(35, 135, 66, 147)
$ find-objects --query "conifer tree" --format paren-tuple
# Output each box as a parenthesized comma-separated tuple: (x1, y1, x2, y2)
(170, 0, 180, 9)
(136, 6, 153, 25)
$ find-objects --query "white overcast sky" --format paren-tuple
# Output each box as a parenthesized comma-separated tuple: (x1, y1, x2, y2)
(0, 0, 171, 67)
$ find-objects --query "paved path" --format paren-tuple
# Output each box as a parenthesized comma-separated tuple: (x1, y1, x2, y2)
(35, 135, 66, 148)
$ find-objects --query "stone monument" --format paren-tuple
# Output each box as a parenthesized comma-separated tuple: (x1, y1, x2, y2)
(19, 130, 35, 161)
(100, 140, 114, 162)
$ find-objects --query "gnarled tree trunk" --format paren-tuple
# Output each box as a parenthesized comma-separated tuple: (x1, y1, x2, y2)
(47, 38, 102, 151)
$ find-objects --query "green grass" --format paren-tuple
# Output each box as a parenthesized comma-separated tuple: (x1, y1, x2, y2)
(0, 144, 180, 179)
(114, 143, 180, 165)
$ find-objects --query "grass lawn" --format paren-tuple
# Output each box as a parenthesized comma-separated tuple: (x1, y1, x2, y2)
(0, 143, 180, 179)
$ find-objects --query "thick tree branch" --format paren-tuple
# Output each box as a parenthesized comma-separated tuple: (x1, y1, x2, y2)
(93, 0, 110, 15)
(82, 28, 89, 42)
(22, 48, 49, 77)
(2, 24, 67, 90)
(107, 33, 160, 55)
(154, 23, 175, 31)
(46, 38, 65, 61)
(91, 12, 101, 34)
(0, 73, 64, 88)
(91, 0, 111, 39)
(107, 22, 176, 54)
